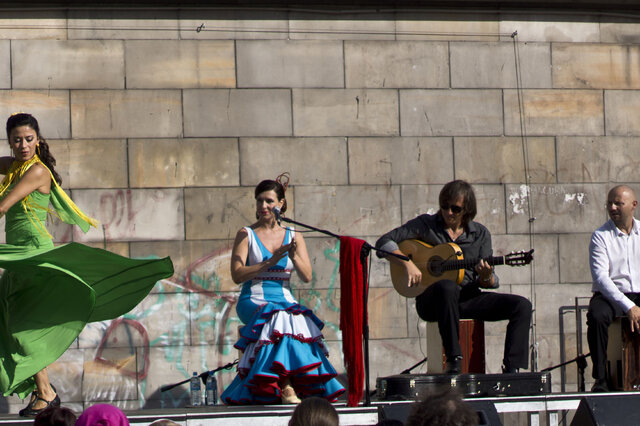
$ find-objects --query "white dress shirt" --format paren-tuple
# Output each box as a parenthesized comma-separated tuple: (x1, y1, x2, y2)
(590, 218, 640, 312)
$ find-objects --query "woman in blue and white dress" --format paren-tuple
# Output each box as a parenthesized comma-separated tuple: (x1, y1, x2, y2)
(221, 177, 345, 405)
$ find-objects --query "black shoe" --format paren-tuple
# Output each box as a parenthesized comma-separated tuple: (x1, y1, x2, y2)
(591, 378, 609, 393)
(445, 357, 462, 374)
(18, 390, 38, 417)
(502, 365, 520, 374)
(19, 385, 60, 417)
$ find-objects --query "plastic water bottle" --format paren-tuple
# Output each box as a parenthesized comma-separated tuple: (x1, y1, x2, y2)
(190, 372, 201, 406)
(205, 372, 217, 405)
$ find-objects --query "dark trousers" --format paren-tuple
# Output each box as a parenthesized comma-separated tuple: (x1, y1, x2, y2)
(415, 279, 532, 370)
(586, 292, 640, 380)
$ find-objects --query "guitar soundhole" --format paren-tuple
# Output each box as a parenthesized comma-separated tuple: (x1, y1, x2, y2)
(428, 256, 443, 276)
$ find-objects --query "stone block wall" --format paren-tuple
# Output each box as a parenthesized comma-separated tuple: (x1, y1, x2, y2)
(0, 7, 638, 413)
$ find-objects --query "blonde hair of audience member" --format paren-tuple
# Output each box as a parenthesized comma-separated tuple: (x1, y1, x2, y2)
(148, 419, 181, 426)
(288, 397, 339, 426)
(405, 389, 478, 426)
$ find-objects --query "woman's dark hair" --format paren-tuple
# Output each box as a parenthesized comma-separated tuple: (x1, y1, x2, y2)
(376, 420, 405, 426)
(288, 397, 339, 426)
(438, 180, 477, 228)
(6, 113, 62, 185)
(406, 388, 478, 426)
(33, 406, 77, 426)
(255, 179, 287, 213)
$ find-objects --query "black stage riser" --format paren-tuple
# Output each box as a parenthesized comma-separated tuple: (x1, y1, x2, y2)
(378, 401, 502, 426)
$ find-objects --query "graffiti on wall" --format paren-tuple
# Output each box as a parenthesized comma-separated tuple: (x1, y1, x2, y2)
(64, 240, 345, 409)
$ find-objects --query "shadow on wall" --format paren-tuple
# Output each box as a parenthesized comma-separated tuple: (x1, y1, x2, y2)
(143, 386, 190, 410)
(0, 396, 7, 413)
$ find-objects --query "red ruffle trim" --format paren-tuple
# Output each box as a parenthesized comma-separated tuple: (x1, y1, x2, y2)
(234, 330, 325, 353)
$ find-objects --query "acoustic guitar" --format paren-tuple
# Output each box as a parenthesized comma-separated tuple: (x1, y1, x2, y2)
(390, 240, 534, 298)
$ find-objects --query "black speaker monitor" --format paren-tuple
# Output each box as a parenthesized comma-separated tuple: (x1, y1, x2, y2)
(466, 400, 503, 426)
(571, 394, 640, 426)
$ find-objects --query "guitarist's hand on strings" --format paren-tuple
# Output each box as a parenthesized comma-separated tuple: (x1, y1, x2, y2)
(392, 249, 422, 287)
(404, 260, 422, 288)
(475, 259, 494, 288)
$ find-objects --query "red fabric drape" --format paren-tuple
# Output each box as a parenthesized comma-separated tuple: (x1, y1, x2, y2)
(339, 236, 368, 407)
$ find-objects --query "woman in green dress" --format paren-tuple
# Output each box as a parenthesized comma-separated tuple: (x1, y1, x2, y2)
(0, 113, 174, 416)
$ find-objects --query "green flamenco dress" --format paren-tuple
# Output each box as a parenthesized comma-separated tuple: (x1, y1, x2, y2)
(0, 160, 174, 399)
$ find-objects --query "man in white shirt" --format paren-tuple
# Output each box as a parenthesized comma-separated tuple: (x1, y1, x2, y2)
(587, 185, 640, 392)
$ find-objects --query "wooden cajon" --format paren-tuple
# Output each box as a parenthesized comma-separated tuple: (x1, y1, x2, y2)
(607, 317, 640, 391)
(427, 319, 485, 374)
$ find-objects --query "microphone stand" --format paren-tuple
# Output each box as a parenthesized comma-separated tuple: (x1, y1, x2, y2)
(276, 213, 408, 406)
(160, 360, 239, 393)
(401, 356, 428, 374)
(542, 353, 590, 392)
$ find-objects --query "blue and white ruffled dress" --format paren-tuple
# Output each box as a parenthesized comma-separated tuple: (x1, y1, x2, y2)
(221, 227, 345, 405)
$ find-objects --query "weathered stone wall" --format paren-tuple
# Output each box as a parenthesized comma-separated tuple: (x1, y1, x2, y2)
(1, 7, 639, 413)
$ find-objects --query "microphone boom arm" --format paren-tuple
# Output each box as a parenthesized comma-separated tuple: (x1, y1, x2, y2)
(276, 214, 408, 261)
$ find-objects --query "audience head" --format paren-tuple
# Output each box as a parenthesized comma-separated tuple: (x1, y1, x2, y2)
(75, 403, 130, 426)
(288, 397, 339, 426)
(33, 406, 77, 426)
(376, 420, 405, 426)
(405, 388, 478, 426)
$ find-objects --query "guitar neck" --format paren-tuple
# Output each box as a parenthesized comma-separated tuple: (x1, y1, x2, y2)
(441, 256, 505, 272)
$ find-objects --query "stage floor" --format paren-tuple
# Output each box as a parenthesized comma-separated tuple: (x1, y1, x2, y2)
(2, 392, 638, 426)
(0, 392, 640, 426)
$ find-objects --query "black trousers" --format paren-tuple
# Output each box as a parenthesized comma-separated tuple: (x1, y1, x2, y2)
(586, 292, 640, 380)
(415, 280, 532, 370)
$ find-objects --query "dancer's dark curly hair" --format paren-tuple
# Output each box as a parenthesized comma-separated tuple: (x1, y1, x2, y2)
(6, 113, 62, 185)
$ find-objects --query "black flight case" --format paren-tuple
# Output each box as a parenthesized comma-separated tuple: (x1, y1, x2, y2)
(376, 372, 552, 400)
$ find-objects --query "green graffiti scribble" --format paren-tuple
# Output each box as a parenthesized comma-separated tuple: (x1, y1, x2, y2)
(189, 270, 222, 292)
(224, 316, 243, 349)
(324, 241, 341, 313)
(294, 272, 322, 312)
(295, 240, 341, 316)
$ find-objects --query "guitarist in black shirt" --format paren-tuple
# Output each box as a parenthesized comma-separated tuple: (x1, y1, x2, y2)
(375, 180, 532, 374)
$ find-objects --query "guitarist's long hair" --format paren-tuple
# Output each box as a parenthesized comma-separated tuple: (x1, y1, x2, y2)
(439, 180, 477, 228)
